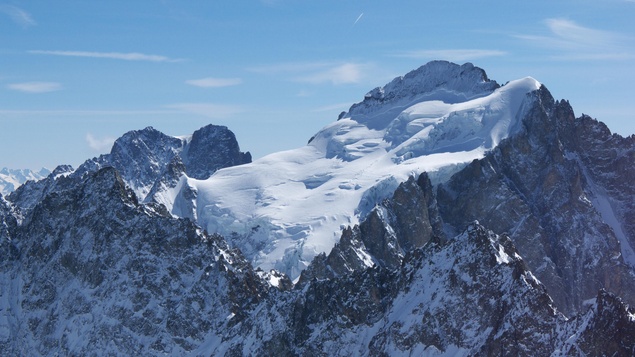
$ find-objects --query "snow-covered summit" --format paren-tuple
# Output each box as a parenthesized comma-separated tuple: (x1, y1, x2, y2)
(346, 61, 500, 129)
(183, 62, 542, 280)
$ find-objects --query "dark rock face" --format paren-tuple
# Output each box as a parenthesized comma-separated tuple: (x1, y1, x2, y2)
(221, 219, 635, 356)
(563, 290, 635, 356)
(275, 173, 633, 356)
(184, 124, 252, 180)
(98, 126, 185, 198)
(367, 224, 562, 357)
(8, 124, 251, 213)
(437, 85, 635, 316)
(7, 164, 75, 212)
(0, 195, 18, 264)
(0, 168, 268, 356)
(298, 173, 442, 284)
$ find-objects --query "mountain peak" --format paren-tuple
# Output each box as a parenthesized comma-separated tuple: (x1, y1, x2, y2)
(345, 61, 500, 128)
(183, 124, 252, 180)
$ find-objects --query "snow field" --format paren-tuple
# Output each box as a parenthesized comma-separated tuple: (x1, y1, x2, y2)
(182, 77, 541, 280)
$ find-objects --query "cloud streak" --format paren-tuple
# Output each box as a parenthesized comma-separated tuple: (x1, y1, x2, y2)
(7, 82, 62, 93)
(294, 63, 368, 85)
(354, 13, 363, 26)
(250, 61, 371, 85)
(393, 49, 507, 62)
(28, 50, 182, 62)
(516, 18, 634, 60)
(86, 133, 115, 152)
(185, 77, 242, 88)
(0, 5, 36, 27)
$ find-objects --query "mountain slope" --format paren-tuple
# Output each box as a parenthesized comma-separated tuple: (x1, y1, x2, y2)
(1, 60, 634, 355)
(186, 61, 541, 280)
(436, 86, 635, 315)
(0, 168, 269, 355)
(206, 212, 635, 356)
(2, 166, 632, 355)
(7, 125, 250, 215)
(183, 61, 634, 316)
(72, 124, 251, 202)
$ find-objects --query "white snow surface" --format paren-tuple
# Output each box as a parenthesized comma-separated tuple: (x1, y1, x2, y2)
(0, 167, 50, 196)
(179, 77, 541, 280)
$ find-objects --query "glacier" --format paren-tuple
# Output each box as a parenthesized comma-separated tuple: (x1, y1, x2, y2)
(173, 61, 542, 280)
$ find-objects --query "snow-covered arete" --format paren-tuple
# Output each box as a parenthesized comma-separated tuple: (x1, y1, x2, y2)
(173, 62, 542, 280)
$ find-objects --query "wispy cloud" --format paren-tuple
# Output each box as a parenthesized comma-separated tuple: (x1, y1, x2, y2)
(516, 18, 634, 60)
(248, 61, 371, 85)
(86, 133, 115, 152)
(7, 82, 62, 93)
(294, 63, 368, 85)
(166, 103, 244, 118)
(185, 77, 242, 88)
(296, 89, 313, 97)
(28, 50, 182, 62)
(392, 49, 507, 62)
(0, 5, 36, 28)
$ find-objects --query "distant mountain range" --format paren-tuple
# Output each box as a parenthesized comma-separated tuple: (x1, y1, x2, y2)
(1, 61, 634, 355)
(0, 167, 50, 196)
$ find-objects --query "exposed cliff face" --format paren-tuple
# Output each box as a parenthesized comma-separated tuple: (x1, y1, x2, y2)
(8, 124, 251, 217)
(436, 85, 635, 315)
(0, 195, 18, 267)
(184, 124, 252, 180)
(73, 125, 251, 201)
(558, 289, 635, 356)
(216, 218, 635, 356)
(298, 173, 443, 284)
(2, 165, 633, 356)
(0, 168, 268, 356)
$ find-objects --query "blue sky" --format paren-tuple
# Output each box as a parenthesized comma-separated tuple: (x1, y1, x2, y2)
(1, 0, 635, 169)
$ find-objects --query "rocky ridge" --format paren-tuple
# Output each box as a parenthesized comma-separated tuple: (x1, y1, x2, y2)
(4, 166, 633, 355)
(8, 124, 251, 216)
(1, 61, 634, 355)
(0, 168, 269, 355)
(436, 86, 635, 315)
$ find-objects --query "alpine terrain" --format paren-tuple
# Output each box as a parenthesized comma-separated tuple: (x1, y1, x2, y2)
(1, 61, 634, 355)
(0, 167, 50, 196)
